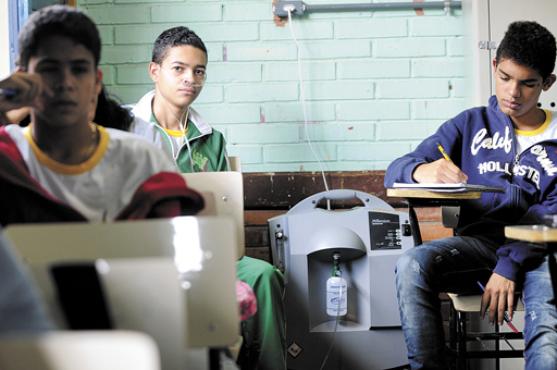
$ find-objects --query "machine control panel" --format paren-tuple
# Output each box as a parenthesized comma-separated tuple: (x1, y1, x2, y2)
(368, 211, 402, 250)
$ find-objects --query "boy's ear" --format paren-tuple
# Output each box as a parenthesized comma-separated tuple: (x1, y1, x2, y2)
(148, 62, 160, 83)
(491, 58, 498, 73)
(94, 68, 103, 96)
(543, 74, 556, 91)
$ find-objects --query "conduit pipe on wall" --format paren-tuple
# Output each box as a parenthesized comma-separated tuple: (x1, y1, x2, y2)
(273, 0, 462, 17)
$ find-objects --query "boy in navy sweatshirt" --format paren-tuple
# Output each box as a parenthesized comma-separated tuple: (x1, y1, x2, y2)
(385, 21, 557, 370)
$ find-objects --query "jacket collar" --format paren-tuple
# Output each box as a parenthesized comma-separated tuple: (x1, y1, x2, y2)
(132, 90, 212, 138)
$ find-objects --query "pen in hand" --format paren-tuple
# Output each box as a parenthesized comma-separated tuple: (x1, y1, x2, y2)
(437, 143, 452, 163)
(477, 281, 519, 333)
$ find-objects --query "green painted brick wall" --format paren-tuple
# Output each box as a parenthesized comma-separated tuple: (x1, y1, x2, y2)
(79, 0, 467, 173)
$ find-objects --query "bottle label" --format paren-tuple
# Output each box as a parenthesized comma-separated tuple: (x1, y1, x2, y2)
(326, 277, 347, 316)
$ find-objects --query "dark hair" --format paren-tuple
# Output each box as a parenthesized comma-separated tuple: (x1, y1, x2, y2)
(151, 26, 207, 64)
(93, 88, 134, 131)
(17, 5, 101, 68)
(496, 21, 556, 80)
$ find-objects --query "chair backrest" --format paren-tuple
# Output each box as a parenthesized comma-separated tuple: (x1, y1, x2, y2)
(228, 155, 241, 172)
(0, 331, 160, 370)
(182, 171, 245, 258)
(4, 217, 239, 347)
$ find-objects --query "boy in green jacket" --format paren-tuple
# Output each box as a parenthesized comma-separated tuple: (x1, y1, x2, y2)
(131, 26, 286, 370)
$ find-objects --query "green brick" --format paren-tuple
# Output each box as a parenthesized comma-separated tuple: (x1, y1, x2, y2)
(195, 86, 224, 104)
(207, 63, 262, 83)
(151, 4, 222, 23)
(195, 23, 259, 42)
(97, 25, 114, 45)
(301, 40, 370, 59)
(100, 65, 115, 85)
(80, 0, 113, 4)
(376, 121, 439, 140)
(412, 58, 465, 77)
(377, 79, 449, 98)
(226, 43, 297, 61)
(305, 81, 374, 100)
(412, 99, 467, 119)
(114, 24, 168, 44)
(228, 124, 298, 144)
(338, 142, 411, 161)
(86, 5, 149, 24)
(338, 59, 410, 79)
(263, 62, 335, 81)
(410, 17, 464, 36)
(260, 21, 333, 41)
(116, 23, 258, 44)
(226, 145, 263, 164)
(206, 43, 224, 63)
(115, 0, 181, 2)
(224, 2, 270, 21)
(102, 45, 151, 64)
(450, 78, 469, 98)
(264, 143, 337, 162)
(374, 37, 445, 57)
(337, 101, 410, 120)
(262, 102, 335, 123)
(194, 104, 260, 124)
(448, 37, 465, 56)
(106, 84, 153, 105)
(335, 18, 407, 39)
(117, 64, 151, 84)
(302, 122, 374, 141)
(225, 82, 298, 102)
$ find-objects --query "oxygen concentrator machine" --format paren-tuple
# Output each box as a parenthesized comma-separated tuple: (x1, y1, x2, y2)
(269, 189, 414, 370)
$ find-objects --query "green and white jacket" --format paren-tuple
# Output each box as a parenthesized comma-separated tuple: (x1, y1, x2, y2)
(131, 90, 228, 173)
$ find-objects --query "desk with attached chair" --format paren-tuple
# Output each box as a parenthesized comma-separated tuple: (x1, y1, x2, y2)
(4, 216, 239, 370)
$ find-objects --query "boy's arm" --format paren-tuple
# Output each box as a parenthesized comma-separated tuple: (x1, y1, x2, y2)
(214, 131, 229, 172)
(485, 186, 557, 323)
(384, 116, 467, 187)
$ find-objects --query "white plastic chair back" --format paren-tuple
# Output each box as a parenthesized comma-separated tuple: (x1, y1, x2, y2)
(0, 331, 160, 370)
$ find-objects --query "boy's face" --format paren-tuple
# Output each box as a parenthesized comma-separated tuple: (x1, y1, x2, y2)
(26, 35, 102, 128)
(493, 57, 555, 120)
(149, 45, 207, 110)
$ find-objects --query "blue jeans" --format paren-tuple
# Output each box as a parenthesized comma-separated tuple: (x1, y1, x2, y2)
(395, 236, 557, 370)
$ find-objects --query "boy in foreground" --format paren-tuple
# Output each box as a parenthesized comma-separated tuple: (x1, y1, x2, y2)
(0, 6, 203, 225)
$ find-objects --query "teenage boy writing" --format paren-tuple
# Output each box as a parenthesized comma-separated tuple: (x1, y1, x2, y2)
(0, 6, 203, 225)
(385, 21, 557, 370)
(131, 26, 285, 370)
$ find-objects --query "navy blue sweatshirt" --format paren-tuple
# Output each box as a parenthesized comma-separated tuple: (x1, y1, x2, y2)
(385, 96, 557, 281)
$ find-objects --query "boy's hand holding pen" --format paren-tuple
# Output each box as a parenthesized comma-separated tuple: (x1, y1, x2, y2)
(412, 142, 468, 183)
(477, 280, 520, 333)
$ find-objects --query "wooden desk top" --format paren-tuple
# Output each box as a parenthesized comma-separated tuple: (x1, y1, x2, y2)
(386, 188, 482, 200)
(505, 225, 557, 243)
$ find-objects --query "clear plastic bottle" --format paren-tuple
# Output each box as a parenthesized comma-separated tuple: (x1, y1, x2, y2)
(326, 275, 347, 316)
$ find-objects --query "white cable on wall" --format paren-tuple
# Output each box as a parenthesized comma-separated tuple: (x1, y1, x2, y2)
(287, 8, 330, 193)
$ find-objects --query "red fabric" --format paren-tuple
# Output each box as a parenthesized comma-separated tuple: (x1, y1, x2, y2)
(117, 172, 204, 219)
